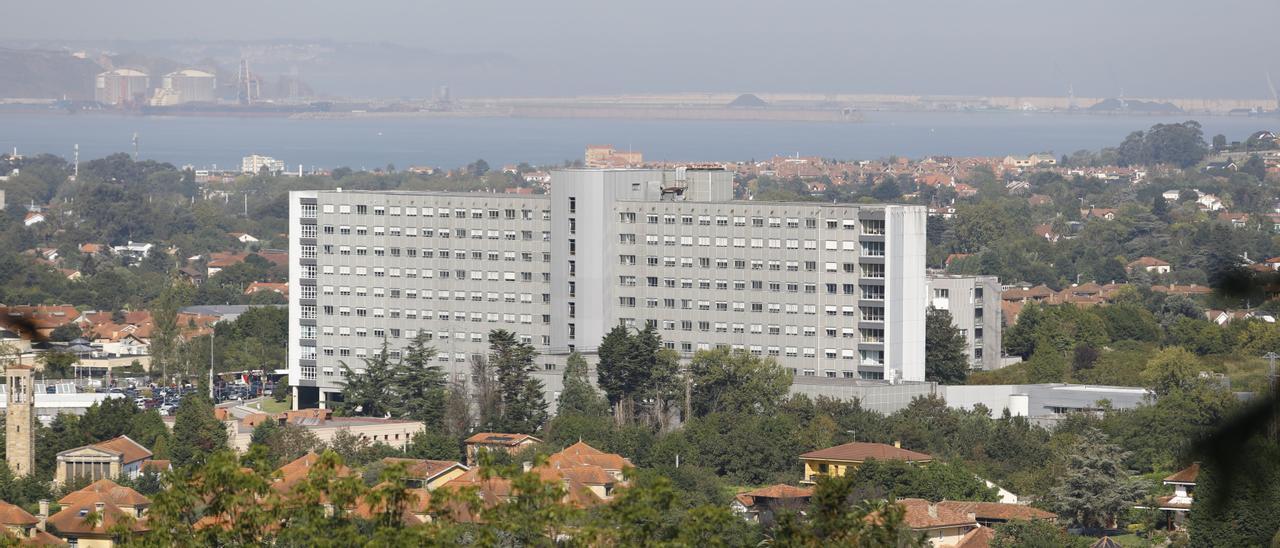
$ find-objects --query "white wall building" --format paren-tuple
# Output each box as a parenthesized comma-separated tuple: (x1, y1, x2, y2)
(242, 155, 285, 175)
(288, 168, 928, 409)
(95, 69, 150, 106)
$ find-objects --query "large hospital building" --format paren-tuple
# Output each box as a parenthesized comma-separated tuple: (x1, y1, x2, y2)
(288, 168, 928, 409)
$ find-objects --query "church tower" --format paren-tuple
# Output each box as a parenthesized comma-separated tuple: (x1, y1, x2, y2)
(6, 365, 34, 477)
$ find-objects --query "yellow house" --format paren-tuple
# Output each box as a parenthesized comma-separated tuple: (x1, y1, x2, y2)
(463, 433, 542, 466)
(379, 458, 469, 491)
(799, 441, 933, 483)
(897, 498, 980, 547)
(48, 479, 150, 547)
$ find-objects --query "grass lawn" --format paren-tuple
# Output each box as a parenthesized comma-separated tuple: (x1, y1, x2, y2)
(256, 395, 292, 414)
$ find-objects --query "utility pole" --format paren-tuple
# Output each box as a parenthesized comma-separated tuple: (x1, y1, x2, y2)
(1265, 352, 1279, 391)
(209, 329, 216, 401)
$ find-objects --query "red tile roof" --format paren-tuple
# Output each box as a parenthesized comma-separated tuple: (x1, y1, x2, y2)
(464, 433, 541, 447)
(897, 498, 978, 530)
(1163, 463, 1199, 484)
(937, 501, 1057, 522)
(89, 435, 153, 465)
(734, 484, 813, 507)
(800, 442, 932, 463)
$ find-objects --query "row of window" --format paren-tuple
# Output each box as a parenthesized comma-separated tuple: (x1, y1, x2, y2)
(619, 213, 886, 234)
(622, 277, 885, 298)
(321, 204, 549, 220)
(318, 305, 552, 323)
(324, 246, 551, 262)
(318, 264, 550, 282)
(619, 234, 883, 254)
(648, 339, 886, 364)
(321, 225, 549, 241)
(319, 287, 542, 303)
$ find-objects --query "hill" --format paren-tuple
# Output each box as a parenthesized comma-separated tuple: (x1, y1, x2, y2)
(0, 48, 101, 99)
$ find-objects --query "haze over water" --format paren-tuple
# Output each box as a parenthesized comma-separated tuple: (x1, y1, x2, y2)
(0, 111, 1271, 169)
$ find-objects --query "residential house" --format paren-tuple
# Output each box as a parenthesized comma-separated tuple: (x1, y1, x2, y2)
(935, 501, 1057, 527)
(79, 243, 106, 257)
(228, 232, 259, 244)
(1033, 223, 1060, 242)
(0, 499, 61, 545)
(0, 305, 82, 340)
(1081, 208, 1117, 220)
(48, 479, 149, 547)
(55, 435, 154, 486)
(23, 211, 44, 227)
(1196, 194, 1224, 212)
(1127, 257, 1171, 275)
(1218, 211, 1250, 228)
(111, 241, 154, 261)
(379, 458, 469, 491)
(441, 441, 631, 516)
(799, 442, 932, 484)
(730, 484, 813, 525)
(463, 433, 542, 466)
(1150, 463, 1197, 530)
(896, 498, 980, 547)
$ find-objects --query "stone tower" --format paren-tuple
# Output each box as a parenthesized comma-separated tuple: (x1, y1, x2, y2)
(5, 365, 34, 477)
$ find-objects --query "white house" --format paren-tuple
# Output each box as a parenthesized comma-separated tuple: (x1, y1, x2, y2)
(111, 241, 154, 260)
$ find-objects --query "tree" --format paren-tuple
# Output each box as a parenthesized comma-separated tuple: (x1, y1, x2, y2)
(1188, 438, 1280, 547)
(80, 397, 139, 442)
(925, 308, 969, 384)
(991, 519, 1086, 548)
(688, 348, 790, 417)
(150, 280, 189, 381)
(1141, 347, 1201, 397)
(127, 410, 171, 455)
(851, 458, 999, 502)
(1049, 431, 1145, 529)
(337, 341, 397, 417)
(556, 352, 607, 416)
(389, 334, 446, 424)
(48, 323, 82, 342)
(170, 392, 228, 469)
(486, 330, 547, 434)
(769, 473, 928, 547)
(37, 351, 76, 378)
(596, 325, 680, 427)
(250, 421, 321, 467)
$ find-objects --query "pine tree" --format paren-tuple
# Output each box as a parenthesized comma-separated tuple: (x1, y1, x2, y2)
(389, 334, 447, 424)
(557, 352, 607, 416)
(337, 341, 396, 417)
(487, 330, 547, 434)
(925, 307, 970, 384)
(170, 392, 228, 469)
(1049, 430, 1145, 529)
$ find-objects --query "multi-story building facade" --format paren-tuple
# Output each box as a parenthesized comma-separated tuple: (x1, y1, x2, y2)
(926, 275, 1002, 370)
(242, 154, 286, 175)
(289, 168, 927, 409)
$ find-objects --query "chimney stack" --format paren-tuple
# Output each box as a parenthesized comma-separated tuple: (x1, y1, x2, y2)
(927, 504, 937, 519)
(522, 461, 533, 473)
(94, 501, 105, 513)
(36, 500, 47, 531)
(893, 440, 901, 449)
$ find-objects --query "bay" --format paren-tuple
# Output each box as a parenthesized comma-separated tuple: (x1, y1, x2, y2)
(0, 110, 1271, 170)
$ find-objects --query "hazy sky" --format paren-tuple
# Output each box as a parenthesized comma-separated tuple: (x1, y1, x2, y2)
(9, 0, 1280, 98)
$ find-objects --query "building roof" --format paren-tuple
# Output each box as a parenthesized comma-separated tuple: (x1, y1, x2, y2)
(954, 525, 995, 548)
(58, 479, 150, 508)
(937, 501, 1057, 522)
(380, 458, 467, 481)
(896, 498, 978, 530)
(1128, 256, 1170, 268)
(734, 484, 814, 507)
(547, 441, 632, 470)
(88, 435, 153, 465)
(1091, 537, 1124, 548)
(464, 433, 542, 447)
(0, 500, 39, 526)
(799, 442, 932, 463)
(1163, 463, 1199, 484)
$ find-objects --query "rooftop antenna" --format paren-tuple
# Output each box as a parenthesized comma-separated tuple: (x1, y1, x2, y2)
(1067, 83, 1076, 111)
(72, 144, 79, 181)
(132, 133, 139, 160)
